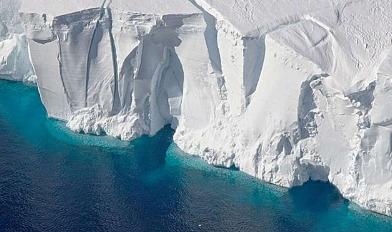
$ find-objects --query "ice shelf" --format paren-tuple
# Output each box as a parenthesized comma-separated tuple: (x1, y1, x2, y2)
(1, 0, 392, 216)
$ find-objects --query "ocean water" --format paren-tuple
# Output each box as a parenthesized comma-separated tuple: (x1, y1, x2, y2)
(0, 80, 392, 232)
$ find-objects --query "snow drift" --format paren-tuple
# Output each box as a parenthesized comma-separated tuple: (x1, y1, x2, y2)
(2, 0, 392, 216)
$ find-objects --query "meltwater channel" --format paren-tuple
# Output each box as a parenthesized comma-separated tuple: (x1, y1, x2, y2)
(0, 80, 392, 232)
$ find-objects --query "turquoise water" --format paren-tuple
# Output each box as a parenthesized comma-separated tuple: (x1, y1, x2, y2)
(0, 80, 392, 232)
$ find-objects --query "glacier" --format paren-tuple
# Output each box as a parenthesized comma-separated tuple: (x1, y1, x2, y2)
(2, 0, 392, 216)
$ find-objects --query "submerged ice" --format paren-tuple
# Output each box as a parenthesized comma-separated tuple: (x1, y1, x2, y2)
(2, 0, 392, 216)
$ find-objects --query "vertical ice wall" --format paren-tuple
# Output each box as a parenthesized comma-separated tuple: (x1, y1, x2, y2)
(174, 0, 392, 216)
(0, 0, 35, 82)
(18, 0, 214, 140)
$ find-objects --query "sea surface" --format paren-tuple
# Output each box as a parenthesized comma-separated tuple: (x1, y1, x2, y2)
(0, 80, 392, 232)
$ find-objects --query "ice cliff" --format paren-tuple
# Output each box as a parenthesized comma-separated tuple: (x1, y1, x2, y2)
(2, 0, 392, 216)
(0, 0, 35, 82)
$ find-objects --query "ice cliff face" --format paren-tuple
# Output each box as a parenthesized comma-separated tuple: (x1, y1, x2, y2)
(0, 0, 35, 82)
(2, 0, 392, 216)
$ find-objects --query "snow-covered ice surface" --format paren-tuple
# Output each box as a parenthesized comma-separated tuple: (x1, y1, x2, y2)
(2, 0, 392, 216)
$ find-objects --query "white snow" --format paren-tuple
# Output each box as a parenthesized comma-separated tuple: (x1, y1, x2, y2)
(2, 0, 392, 216)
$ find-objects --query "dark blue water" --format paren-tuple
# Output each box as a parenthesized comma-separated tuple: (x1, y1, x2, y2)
(0, 80, 392, 232)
